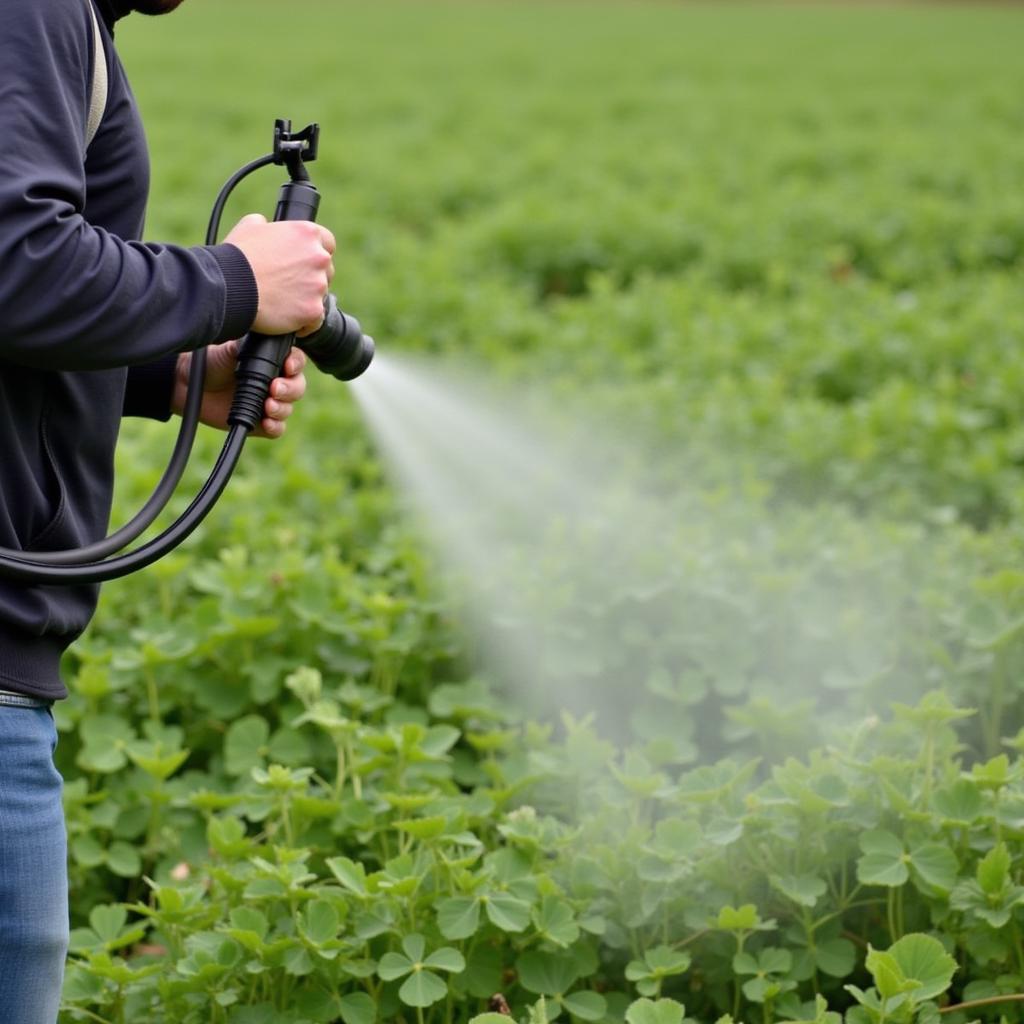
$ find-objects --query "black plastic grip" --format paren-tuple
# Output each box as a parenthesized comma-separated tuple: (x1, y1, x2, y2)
(229, 332, 295, 431)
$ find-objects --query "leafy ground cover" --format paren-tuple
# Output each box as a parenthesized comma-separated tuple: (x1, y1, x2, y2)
(58, 2, 1024, 1022)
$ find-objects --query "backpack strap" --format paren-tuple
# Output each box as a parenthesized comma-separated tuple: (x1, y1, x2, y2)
(85, 1, 108, 148)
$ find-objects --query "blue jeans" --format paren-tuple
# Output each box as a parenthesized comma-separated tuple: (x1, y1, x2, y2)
(0, 699, 68, 1024)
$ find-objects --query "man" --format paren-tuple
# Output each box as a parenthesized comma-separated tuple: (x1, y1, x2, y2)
(0, 1, 336, 1020)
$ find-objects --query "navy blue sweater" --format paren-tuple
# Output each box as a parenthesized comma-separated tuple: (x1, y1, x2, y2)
(0, 0, 260, 699)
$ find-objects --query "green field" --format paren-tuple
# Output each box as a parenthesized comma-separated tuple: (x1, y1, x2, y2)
(59, 2, 1024, 1022)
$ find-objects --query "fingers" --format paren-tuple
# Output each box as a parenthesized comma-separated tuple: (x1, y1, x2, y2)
(254, 397, 293, 440)
(257, 416, 288, 440)
(270, 371, 306, 403)
(266, 395, 295, 417)
(256, 357, 307, 440)
(282, 348, 307, 380)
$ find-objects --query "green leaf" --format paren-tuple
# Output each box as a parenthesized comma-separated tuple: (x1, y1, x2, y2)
(932, 780, 983, 823)
(106, 841, 142, 878)
(79, 713, 134, 747)
(625, 999, 686, 1024)
(970, 755, 1016, 790)
(339, 993, 376, 1024)
(950, 879, 1017, 928)
(402, 933, 427, 963)
(437, 896, 481, 940)
(760, 947, 792, 975)
(909, 844, 958, 893)
(378, 951, 414, 981)
(229, 907, 269, 942)
(72, 834, 107, 868)
(771, 873, 827, 908)
(517, 950, 581, 995)
(562, 991, 607, 1021)
(326, 856, 368, 897)
(741, 976, 778, 1003)
(978, 842, 1011, 895)
(77, 741, 127, 773)
(856, 830, 909, 887)
(125, 740, 190, 781)
(891, 692, 975, 726)
(89, 904, 127, 945)
(62, 962, 106, 1001)
(866, 947, 918, 1000)
(268, 726, 313, 766)
(423, 946, 466, 973)
(485, 892, 532, 932)
(644, 946, 691, 976)
(733, 952, 759, 975)
(398, 969, 449, 1008)
(283, 943, 314, 977)
(786, 994, 840, 1024)
(458, 944, 503, 998)
(224, 715, 270, 776)
(291, 987, 334, 1022)
(395, 815, 450, 840)
(302, 899, 340, 946)
(716, 904, 761, 931)
(208, 815, 250, 858)
(815, 938, 857, 979)
(534, 896, 580, 947)
(887, 934, 957, 1002)
(420, 725, 461, 758)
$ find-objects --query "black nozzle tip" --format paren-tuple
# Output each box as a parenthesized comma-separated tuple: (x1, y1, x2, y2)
(344, 333, 374, 381)
(299, 297, 375, 381)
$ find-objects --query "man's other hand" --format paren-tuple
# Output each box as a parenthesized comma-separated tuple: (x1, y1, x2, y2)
(171, 342, 307, 439)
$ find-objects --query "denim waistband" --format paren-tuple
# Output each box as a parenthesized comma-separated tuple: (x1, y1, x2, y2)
(0, 689, 52, 709)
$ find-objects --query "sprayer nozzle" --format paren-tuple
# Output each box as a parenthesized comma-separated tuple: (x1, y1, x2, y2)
(299, 293, 375, 381)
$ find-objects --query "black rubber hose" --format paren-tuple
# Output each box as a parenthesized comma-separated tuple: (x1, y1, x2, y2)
(25, 351, 205, 565)
(0, 427, 248, 584)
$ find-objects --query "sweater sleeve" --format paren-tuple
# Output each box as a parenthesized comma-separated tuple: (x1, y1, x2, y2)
(0, 0, 259, 371)
(123, 354, 178, 420)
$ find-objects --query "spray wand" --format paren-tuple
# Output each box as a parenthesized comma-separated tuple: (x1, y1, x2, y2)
(0, 119, 373, 584)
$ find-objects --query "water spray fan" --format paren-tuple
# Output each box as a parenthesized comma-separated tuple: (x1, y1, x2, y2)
(0, 119, 374, 585)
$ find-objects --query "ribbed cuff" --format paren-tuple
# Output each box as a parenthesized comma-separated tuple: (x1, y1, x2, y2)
(209, 243, 259, 342)
(123, 353, 179, 421)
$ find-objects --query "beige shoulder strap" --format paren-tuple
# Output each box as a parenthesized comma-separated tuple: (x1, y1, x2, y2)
(85, 2, 107, 148)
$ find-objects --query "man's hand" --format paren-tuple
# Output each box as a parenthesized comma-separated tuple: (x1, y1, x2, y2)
(171, 341, 307, 439)
(224, 213, 336, 337)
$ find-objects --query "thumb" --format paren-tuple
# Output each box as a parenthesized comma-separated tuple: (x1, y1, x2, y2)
(207, 338, 241, 377)
(219, 338, 241, 361)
